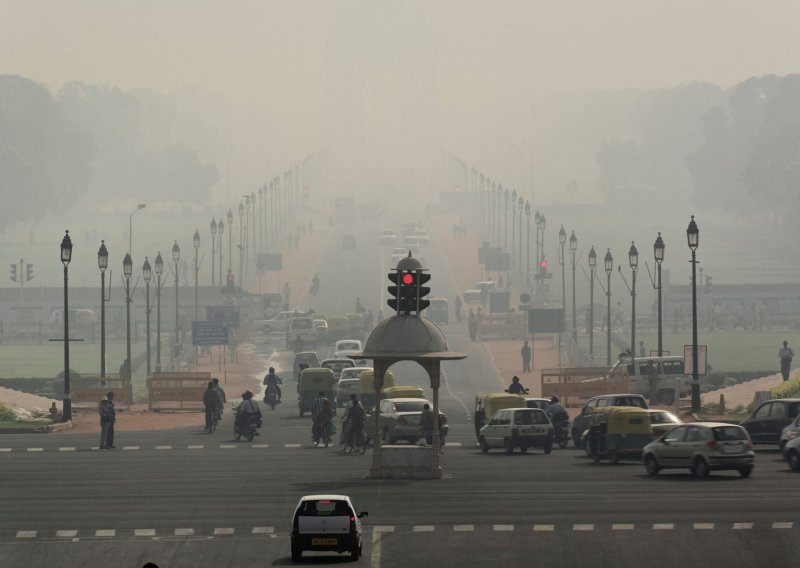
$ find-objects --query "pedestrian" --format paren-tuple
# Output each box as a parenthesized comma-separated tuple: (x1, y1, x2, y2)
(639, 340, 646, 358)
(291, 333, 304, 354)
(118, 358, 130, 379)
(521, 340, 532, 373)
(646, 360, 659, 405)
(779, 340, 794, 382)
(203, 381, 221, 432)
(419, 403, 435, 446)
(467, 311, 478, 342)
(99, 391, 116, 449)
(355, 297, 365, 314)
(282, 282, 291, 308)
(454, 296, 463, 322)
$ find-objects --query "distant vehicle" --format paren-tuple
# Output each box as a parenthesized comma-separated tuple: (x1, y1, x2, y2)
(293, 352, 321, 381)
(391, 247, 406, 256)
(413, 229, 430, 244)
(313, 319, 328, 342)
(291, 494, 368, 562)
(286, 316, 318, 348)
(336, 366, 372, 406)
(320, 358, 356, 379)
(479, 407, 554, 455)
(606, 355, 692, 405)
(427, 298, 448, 325)
(333, 339, 363, 359)
(377, 397, 448, 445)
(571, 394, 649, 448)
(342, 234, 356, 251)
(643, 423, 754, 478)
(463, 281, 497, 303)
(525, 398, 551, 411)
(380, 229, 396, 245)
(257, 310, 309, 334)
(740, 399, 800, 445)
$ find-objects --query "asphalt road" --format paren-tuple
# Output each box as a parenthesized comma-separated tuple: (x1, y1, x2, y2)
(2, 213, 799, 567)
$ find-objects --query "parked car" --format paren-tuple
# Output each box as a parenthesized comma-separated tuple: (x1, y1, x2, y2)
(290, 494, 368, 562)
(326, 316, 350, 343)
(647, 409, 683, 438)
(571, 394, 649, 447)
(256, 310, 309, 334)
(286, 316, 318, 349)
(313, 318, 328, 342)
(462, 281, 497, 303)
(642, 422, 754, 478)
(779, 414, 800, 454)
(478, 407, 554, 455)
(377, 398, 448, 444)
(740, 399, 800, 445)
(782, 435, 800, 470)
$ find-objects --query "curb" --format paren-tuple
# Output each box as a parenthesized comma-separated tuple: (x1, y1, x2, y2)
(43, 420, 73, 433)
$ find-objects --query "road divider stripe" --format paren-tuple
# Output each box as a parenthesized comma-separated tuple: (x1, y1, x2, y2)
(122, 446, 140, 451)
(612, 524, 634, 530)
(95, 530, 115, 537)
(453, 525, 474, 531)
(773, 522, 793, 529)
(26, 448, 44, 452)
(733, 523, 753, 530)
(187, 445, 204, 449)
(219, 445, 237, 449)
(174, 528, 194, 536)
(155, 446, 172, 450)
(413, 526, 434, 532)
(694, 523, 714, 530)
(134, 529, 156, 537)
(214, 528, 234, 535)
(444, 442, 461, 447)
(493, 525, 514, 531)
(653, 524, 674, 530)
(573, 524, 594, 531)
(16, 531, 36, 538)
(56, 530, 78, 537)
(373, 526, 395, 533)
(284, 444, 302, 448)
(0, 448, 11, 452)
(252, 527, 274, 534)
(533, 525, 554, 532)
(252, 444, 270, 448)
(58, 447, 76, 452)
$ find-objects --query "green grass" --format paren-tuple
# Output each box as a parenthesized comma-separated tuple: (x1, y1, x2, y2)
(0, 341, 148, 379)
(579, 330, 788, 373)
(0, 420, 54, 429)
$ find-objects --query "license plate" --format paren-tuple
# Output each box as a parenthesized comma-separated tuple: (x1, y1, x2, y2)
(312, 538, 337, 546)
(722, 444, 742, 454)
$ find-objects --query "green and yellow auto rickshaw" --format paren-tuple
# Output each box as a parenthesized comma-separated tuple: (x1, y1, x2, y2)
(359, 370, 395, 411)
(381, 386, 425, 400)
(474, 393, 526, 440)
(345, 313, 365, 339)
(297, 368, 337, 417)
(587, 406, 652, 464)
(326, 316, 349, 343)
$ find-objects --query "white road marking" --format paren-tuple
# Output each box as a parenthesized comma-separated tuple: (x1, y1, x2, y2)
(187, 445, 204, 449)
(733, 523, 753, 530)
(219, 444, 237, 449)
(16, 531, 36, 538)
(252, 444, 270, 448)
(214, 528, 234, 535)
(0, 448, 11, 452)
(493, 525, 514, 531)
(444, 442, 461, 447)
(95, 530, 115, 537)
(134, 529, 156, 537)
(694, 523, 714, 530)
(284, 444, 302, 448)
(122, 446, 140, 451)
(773, 522, 793, 529)
(371, 525, 383, 568)
(58, 447, 76, 452)
(90, 447, 101, 451)
(252, 526, 274, 534)
(26, 448, 44, 452)
(174, 528, 194, 536)
(573, 524, 594, 531)
(653, 524, 674, 530)
(155, 445, 172, 450)
(413, 525, 434, 532)
(533, 525, 554, 532)
(612, 524, 634, 530)
(453, 525, 474, 531)
(56, 530, 78, 538)
(372, 526, 395, 533)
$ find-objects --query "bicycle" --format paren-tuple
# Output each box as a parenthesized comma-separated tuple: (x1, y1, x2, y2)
(340, 421, 368, 454)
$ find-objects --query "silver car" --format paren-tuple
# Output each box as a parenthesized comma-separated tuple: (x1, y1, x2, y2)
(643, 422, 754, 478)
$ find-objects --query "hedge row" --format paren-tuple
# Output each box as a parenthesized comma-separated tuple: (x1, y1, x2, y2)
(771, 375, 800, 398)
(0, 402, 17, 421)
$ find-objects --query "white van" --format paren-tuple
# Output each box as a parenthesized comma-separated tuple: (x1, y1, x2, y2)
(286, 316, 319, 348)
(607, 355, 692, 405)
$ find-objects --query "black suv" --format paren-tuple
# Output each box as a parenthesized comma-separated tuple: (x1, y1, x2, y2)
(740, 399, 800, 445)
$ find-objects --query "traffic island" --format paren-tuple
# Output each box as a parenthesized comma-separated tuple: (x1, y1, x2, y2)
(374, 446, 442, 479)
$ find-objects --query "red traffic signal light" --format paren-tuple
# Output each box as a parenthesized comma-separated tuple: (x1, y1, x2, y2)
(402, 273, 414, 285)
(539, 260, 547, 269)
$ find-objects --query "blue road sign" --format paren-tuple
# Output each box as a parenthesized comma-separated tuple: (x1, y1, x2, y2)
(192, 321, 229, 346)
(206, 306, 241, 328)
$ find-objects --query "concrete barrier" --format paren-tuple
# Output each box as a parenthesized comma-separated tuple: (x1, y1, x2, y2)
(377, 446, 442, 479)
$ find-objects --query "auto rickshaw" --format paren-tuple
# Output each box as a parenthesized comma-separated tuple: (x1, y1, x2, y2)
(474, 393, 526, 440)
(428, 298, 448, 325)
(326, 316, 349, 343)
(297, 368, 337, 417)
(382, 386, 425, 400)
(345, 313, 364, 339)
(359, 370, 395, 411)
(587, 406, 652, 464)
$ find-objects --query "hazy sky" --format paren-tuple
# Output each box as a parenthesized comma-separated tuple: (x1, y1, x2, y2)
(3, 0, 800, 204)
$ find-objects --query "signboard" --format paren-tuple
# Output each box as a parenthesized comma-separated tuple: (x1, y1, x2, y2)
(683, 345, 708, 376)
(191, 321, 229, 346)
(540, 367, 629, 400)
(206, 306, 241, 328)
(257, 253, 283, 271)
(489, 291, 510, 313)
(485, 249, 510, 272)
(529, 308, 564, 333)
(649, 350, 670, 357)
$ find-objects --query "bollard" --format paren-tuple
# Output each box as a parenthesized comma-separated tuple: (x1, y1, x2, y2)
(719, 393, 726, 414)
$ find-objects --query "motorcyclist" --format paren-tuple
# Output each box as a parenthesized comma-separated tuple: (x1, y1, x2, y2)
(506, 375, 528, 395)
(546, 395, 568, 423)
(212, 377, 226, 420)
(263, 367, 283, 401)
(235, 390, 262, 432)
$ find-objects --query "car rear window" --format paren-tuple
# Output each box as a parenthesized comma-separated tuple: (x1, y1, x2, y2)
(616, 397, 646, 408)
(662, 360, 685, 374)
(292, 319, 313, 330)
(298, 500, 351, 517)
(712, 426, 747, 441)
(339, 342, 360, 351)
(394, 402, 427, 412)
(515, 410, 548, 425)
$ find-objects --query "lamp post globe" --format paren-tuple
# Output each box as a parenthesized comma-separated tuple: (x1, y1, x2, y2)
(559, 225, 567, 246)
(687, 215, 700, 410)
(155, 252, 163, 373)
(60, 230, 73, 422)
(654, 233, 665, 358)
(123, 253, 132, 277)
(604, 248, 613, 366)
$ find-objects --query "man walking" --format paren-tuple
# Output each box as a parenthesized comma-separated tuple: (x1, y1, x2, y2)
(467, 311, 478, 342)
(203, 381, 221, 433)
(780, 340, 794, 382)
(521, 340, 532, 373)
(99, 392, 116, 449)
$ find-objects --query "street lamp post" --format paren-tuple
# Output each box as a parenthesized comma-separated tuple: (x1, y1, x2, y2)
(217, 219, 224, 288)
(210, 218, 217, 288)
(604, 249, 613, 366)
(238, 202, 244, 287)
(123, 253, 133, 388)
(226, 209, 233, 276)
(654, 233, 665, 357)
(628, 242, 639, 356)
(503, 189, 509, 250)
(172, 241, 180, 347)
(511, 190, 517, 265)
(588, 246, 597, 361)
(60, 231, 73, 422)
(518, 197, 523, 273)
(687, 215, 700, 410)
(525, 202, 531, 289)
(558, 226, 567, 341)
(155, 252, 163, 373)
(129, 203, 146, 258)
(143, 258, 152, 377)
(570, 231, 577, 343)
(98, 241, 108, 378)
(193, 229, 200, 323)
(251, 191, 257, 263)
(534, 210, 541, 270)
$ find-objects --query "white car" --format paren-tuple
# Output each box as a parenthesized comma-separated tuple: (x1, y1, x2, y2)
(333, 339, 363, 359)
(291, 494, 368, 561)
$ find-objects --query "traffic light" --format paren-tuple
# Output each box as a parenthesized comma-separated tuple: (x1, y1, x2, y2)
(25, 263, 33, 282)
(416, 272, 431, 311)
(387, 270, 416, 313)
(9, 264, 17, 282)
(303, 187, 310, 199)
(539, 258, 547, 277)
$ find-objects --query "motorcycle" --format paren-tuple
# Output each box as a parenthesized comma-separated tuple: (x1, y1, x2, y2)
(234, 414, 262, 442)
(553, 419, 570, 449)
(264, 385, 280, 410)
